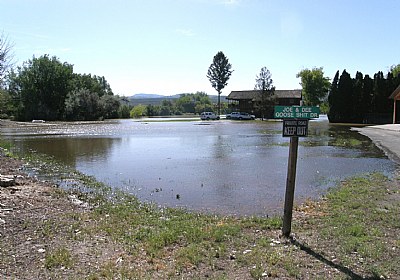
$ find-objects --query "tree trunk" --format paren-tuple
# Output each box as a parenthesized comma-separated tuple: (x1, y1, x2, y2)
(218, 90, 221, 115)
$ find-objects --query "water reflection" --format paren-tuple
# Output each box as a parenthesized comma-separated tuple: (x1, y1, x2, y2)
(1, 118, 395, 216)
(10, 137, 118, 167)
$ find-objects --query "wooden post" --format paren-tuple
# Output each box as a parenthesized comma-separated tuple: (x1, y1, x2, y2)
(282, 136, 299, 237)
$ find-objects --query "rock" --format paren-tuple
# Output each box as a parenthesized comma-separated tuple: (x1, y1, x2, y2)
(68, 194, 89, 208)
(0, 175, 16, 187)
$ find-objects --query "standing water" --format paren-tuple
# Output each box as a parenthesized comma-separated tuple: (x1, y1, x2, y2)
(1, 117, 395, 216)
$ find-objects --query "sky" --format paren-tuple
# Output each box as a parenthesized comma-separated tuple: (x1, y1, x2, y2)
(2, 0, 400, 96)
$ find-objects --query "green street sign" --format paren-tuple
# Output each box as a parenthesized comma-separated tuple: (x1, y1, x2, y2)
(274, 106, 320, 119)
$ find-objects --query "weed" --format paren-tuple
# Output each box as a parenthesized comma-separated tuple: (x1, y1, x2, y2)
(40, 220, 58, 238)
(0, 139, 14, 156)
(176, 243, 204, 268)
(249, 262, 264, 279)
(256, 237, 271, 248)
(44, 247, 74, 269)
(242, 216, 282, 230)
(211, 224, 241, 242)
(332, 137, 363, 147)
(305, 173, 399, 277)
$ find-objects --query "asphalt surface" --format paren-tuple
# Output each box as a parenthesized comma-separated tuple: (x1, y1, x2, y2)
(354, 124, 400, 164)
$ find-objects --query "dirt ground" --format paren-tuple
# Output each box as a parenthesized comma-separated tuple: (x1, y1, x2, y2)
(0, 153, 82, 278)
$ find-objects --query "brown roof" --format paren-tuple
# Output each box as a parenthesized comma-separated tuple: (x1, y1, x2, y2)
(227, 90, 302, 100)
(389, 84, 400, 99)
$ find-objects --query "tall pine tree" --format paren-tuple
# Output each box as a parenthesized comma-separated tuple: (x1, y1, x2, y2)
(328, 70, 340, 122)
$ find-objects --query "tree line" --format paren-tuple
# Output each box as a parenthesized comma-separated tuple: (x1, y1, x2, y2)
(1, 55, 122, 121)
(129, 92, 220, 118)
(0, 32, 223, 121)
(0, 54, 218, 121)
(328, 67, 400, 123)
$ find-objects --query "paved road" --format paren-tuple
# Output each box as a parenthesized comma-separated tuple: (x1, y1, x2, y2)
(354, 124, 400, 164)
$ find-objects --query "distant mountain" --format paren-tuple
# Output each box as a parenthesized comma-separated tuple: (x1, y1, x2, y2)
(131, 93, 166, 99)
(127, 93, 228, 106)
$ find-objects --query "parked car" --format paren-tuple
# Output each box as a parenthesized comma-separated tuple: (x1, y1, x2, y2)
(227, 112, 255, 120)
(226, 112, 239, 119)
(200, 112, 220, 120)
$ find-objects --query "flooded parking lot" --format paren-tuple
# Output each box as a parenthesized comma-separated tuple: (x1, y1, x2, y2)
(1, 117, 396, 216)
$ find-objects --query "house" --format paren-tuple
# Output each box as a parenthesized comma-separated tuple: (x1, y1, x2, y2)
(226, 89, 302, 117)
(389, 84, 400, 123)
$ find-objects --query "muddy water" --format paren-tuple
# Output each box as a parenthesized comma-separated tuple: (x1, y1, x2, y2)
(1, 117, 395, 216)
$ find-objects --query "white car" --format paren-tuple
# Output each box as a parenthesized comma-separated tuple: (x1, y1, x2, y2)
(200, 112, 220, 120)
(227, 112, 255, 120)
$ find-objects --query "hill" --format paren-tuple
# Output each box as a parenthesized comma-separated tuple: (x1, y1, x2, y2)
(128, 93, 228, 106)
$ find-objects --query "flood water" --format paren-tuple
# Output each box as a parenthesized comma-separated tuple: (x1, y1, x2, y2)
(1, 117, 396, 216)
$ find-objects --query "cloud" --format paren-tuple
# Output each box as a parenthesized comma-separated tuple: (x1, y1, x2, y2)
(221, 0, 240, 5)
(175, 28, 195, 37)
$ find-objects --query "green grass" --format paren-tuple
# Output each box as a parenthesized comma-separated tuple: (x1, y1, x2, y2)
(45, 247, 74, 269)
(0, 138, 16, 157)
(306, 173, 399, 277)
(332, 137, 363, 148)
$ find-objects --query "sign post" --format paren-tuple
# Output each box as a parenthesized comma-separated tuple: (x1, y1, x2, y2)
(282, 136, 299, 237)
(274, 106, 319, 237)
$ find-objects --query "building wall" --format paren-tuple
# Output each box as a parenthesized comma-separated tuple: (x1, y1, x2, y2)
(231, 98, 301, 112)
(277, 98, 301, 106)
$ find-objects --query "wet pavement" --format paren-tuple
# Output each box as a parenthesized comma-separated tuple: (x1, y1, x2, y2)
(354, 124, 400, 164)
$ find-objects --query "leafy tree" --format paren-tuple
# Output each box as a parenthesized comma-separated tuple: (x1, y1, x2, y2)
(390, 64, 400, 78)
(207, 51, 233, 115)
(159, 99, 174, 116)
(254, 67, 275, 119)
(146, 104, 160, 116)
(64, 88, 119, 121)
(174, 92, 213, 114)
(0, 32, 14, 86)
(130, 104, 146, 118)
(71, 73, 113, 97)
(194, 92, 213, 114)
(65, 88, 100, 121)
(10, 55, 73, 121)
(8, 54, 117, 121)
(176, 94, 195, 113)
(99, 94, 120, 119)
(296, 67, 330, 106)
(69, 73, 117, 120)
(0, 88, 15, 118)
(386, 71, 399, 95)
(118, 104, 131, 119)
